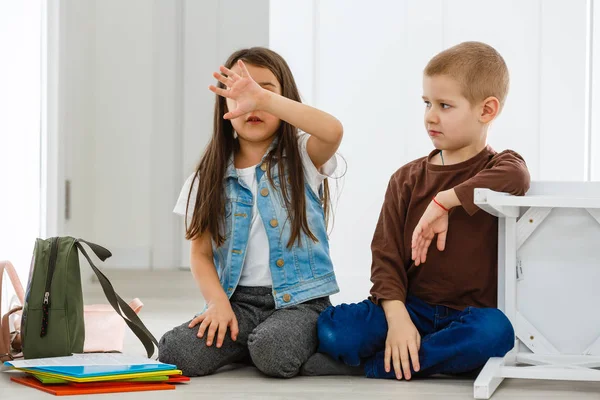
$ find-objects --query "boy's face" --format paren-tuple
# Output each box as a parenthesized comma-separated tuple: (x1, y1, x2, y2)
(422, 74, 483, 151)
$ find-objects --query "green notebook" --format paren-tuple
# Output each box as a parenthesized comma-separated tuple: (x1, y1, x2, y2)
(30, 373, 169, 385)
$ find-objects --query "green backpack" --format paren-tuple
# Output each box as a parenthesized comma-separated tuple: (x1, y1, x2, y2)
(20, 237, 157, 359)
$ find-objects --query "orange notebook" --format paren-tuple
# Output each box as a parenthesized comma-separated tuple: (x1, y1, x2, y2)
(11, 376, 175, 396)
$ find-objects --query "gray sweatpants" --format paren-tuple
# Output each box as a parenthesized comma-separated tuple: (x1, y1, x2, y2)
(158, 286, 331, 378)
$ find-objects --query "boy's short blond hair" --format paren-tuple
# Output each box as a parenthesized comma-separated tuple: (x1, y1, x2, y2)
(425, 41, 509, 110)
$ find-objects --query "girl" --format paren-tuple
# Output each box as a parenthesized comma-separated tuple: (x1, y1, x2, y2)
(158, 47, 343, 378)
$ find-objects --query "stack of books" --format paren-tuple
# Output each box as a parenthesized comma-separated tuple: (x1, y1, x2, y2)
(3, 353, 189, 395)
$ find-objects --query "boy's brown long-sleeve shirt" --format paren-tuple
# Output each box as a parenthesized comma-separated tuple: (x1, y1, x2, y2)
(369, 145, 530, 310)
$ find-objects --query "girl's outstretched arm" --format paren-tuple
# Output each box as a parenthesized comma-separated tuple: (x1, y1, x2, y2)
(187, 232, 238, 348)
(210, 60, 343, 169)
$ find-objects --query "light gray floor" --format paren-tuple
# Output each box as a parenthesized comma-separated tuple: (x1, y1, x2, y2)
(1, 270, 599, 399)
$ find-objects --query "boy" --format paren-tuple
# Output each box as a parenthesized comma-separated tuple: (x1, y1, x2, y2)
(303, 41, 530, 380)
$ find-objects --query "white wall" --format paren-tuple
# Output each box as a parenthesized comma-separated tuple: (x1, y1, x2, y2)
(93, 0, 155, 267)
(54, 1, 596, 302)
(59, 0, 269, 272)
(270, 0, 593, 305)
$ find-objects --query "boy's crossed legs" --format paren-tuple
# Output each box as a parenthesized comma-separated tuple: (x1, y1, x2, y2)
(307, 295, 514, 379)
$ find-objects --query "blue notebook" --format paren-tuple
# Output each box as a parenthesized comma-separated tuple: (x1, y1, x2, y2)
(26, 363, 177, 378)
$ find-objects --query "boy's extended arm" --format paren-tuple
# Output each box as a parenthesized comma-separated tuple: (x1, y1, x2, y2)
(450, 150, 530, 214)
(370, 175, 409, 305)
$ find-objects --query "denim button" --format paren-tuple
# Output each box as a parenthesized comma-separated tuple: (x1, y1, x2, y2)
(260, 188, 269, 197)
(276, 259, 285, 267)
(283, 294, 291, 302)
(270, 219, 279, 228)
(260, 163, 267, 172)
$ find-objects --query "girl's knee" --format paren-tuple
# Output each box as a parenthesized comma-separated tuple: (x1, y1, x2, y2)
(158, 324, 214, 377)
(248, 333, 301, 378)
(158, 329, 186, 370)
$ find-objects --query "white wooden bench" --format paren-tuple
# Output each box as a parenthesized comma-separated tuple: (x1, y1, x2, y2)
(473, 182, 600, 398)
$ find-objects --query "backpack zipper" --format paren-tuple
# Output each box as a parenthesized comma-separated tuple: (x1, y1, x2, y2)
(40, 237, 59, 337)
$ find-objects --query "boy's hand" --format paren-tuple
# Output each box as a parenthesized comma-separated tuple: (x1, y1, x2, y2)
(383, 301, 421, 380)
(189, 295, 239, 348)
(209, 60, 268, 120)
(411, 199, 449, 266)
(411, 189, 460, 265)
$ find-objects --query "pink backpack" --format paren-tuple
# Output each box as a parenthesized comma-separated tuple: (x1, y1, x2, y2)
(0, 261, 24, 362)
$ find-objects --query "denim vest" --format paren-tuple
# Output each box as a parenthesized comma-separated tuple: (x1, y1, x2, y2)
(212, 153, 339, 309)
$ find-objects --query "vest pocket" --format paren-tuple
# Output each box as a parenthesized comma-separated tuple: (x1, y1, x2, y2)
(291, 240, 319, 282)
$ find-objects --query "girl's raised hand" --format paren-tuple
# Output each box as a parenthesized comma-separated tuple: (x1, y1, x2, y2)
(209, 60, 266, 120)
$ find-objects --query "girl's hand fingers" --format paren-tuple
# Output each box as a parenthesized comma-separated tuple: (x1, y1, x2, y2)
(230, 316, 239, 341)
(223, 109, 245, 120)
(216, 322, 228, 348)
(197, 316, 210, 338)
(213, 72, 233, 87)
(219, 65, 239, 80)
(237, 59, 251, 78)
(189, 314, 205, 328)
(209, 85, 231, 99)
(205, 320, 218, 346)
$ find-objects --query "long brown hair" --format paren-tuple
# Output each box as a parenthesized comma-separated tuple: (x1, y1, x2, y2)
(185, 47, 330, 248)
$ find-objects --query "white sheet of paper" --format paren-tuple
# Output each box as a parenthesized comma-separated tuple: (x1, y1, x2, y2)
(4, 353, 164, 369)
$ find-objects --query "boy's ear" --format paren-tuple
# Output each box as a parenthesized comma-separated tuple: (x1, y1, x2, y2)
(479, 96, 500, 123)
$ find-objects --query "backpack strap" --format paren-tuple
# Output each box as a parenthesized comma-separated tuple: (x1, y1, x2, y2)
(0, 261, 25, 362)
(78, 239, 112, 262)
(75, 240, 159, 359)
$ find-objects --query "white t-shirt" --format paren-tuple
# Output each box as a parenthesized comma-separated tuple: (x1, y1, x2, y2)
(173, 133, 337, 287)
(234, 164, 272, 286)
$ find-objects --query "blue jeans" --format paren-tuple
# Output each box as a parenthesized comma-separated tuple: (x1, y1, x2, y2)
(317, 295, 514, 379)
